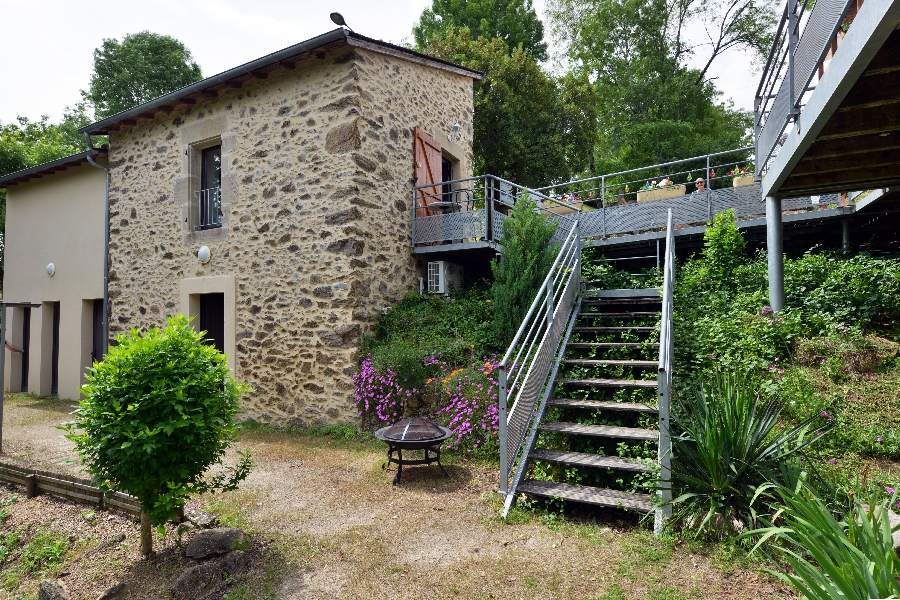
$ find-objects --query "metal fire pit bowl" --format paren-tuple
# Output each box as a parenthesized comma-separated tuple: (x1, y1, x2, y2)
(373, 416, 453, 485)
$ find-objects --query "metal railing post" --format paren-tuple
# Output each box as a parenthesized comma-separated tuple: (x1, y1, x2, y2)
(498, 365, 509, 495)
(601, 175, 607, 238)
(0, 304, 5, 453)
(788, 0, 799, 118)
(410, 186, 417, 247)
(705, 155, 710, 186)
(545, 279, 554, 328)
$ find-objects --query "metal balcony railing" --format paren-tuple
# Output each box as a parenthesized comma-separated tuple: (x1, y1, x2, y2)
(197, 187, 222, 230)
(755, 0, 858, 176)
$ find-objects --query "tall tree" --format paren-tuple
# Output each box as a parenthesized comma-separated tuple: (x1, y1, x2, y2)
(426, 28, 598, 186)
(85, 31, 203, 119)
(414, 0, 549, 61)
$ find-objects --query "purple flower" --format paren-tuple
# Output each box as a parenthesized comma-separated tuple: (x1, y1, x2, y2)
(877, 436, 883, 442)
(761, 306, 774, 317)
(888, 487, 896, 495)
(829, 459, 836, 464)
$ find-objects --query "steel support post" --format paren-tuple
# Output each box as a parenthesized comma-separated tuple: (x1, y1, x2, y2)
(766, 196, 786, 312)
(0, 304, 5, 453)
(498, 367, 509, 495)
(601, 176, 607, 238)
(842, 218, 850, 253)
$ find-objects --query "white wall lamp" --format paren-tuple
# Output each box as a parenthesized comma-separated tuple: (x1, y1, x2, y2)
(448, 122, 461, 142)
(45, 263, 55, 277)
(197, 246, 211, 264)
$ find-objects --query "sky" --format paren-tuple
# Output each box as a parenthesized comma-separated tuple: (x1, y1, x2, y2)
(0, 0, 755, 125)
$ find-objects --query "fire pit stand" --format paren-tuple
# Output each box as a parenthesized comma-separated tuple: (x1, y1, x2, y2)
(374, 416, 453, 485)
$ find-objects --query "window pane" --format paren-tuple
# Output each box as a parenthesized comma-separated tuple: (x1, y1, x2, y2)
(201, 145, 221, 191)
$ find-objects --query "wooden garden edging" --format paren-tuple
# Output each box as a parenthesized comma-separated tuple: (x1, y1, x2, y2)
(0, 461, 141, 516)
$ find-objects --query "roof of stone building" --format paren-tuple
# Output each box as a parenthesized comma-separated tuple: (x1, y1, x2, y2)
(79, 28, 483, 137)
(0, 148, 108, 187)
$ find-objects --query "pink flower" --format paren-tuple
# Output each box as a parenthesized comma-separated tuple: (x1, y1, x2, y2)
(887, 487, 895, 495)
(877, 436, 883, 442)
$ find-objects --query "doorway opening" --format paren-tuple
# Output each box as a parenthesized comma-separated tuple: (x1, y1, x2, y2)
(199, 293, 225, 354)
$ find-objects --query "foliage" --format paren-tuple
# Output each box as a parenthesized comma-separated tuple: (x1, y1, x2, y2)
(85, 31, 203, 119)
(747, 483, 900, 600)
(62, 315, 252, 548)
(413, 0, 548, 60)
(581, 247, 663, 290)
(701, 209, 746, 291)
(669, 370, 829, 538)
(359, 283, 499, 390)
(20, 529, 68, 574)
(547, 0, 760, 170)
(491, 194, 560, 344)
(424, 29, 599, 186)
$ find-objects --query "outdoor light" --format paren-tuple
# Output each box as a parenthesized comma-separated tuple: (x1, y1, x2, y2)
(449, 122, 462, 142)
(45, 263, 55, 277)
(330, 12, 354, 31)
(198, 246, 211, 264)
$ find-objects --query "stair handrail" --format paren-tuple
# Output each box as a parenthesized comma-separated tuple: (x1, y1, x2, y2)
(498, 217, 581, 499)
(654, 208, 675, 536)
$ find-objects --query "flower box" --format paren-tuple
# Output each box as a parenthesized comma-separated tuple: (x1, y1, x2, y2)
(543, 199, 583, 215)
(733, 174, 755, 187)
(637, 185, 686, 202)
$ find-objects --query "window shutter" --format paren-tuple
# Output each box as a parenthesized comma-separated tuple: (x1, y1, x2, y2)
(414, 127, 442, 217)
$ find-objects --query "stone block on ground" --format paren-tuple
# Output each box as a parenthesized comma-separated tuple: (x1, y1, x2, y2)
(96, 582, 126, 599)
(38, 579, 70, 600)
(184, 527, 245, 559)
(185, 508, 218, 529)
(171, 551, 248, 599)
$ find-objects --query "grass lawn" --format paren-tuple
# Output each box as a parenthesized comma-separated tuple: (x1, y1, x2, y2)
(0, 393, 796, 600)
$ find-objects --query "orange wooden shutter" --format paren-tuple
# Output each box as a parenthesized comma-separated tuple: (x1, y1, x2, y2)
(414, 127, 442, 217)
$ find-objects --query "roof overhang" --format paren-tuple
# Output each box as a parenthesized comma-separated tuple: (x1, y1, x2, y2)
(0, 149, 107, 188)
(79, 29, 482, 137)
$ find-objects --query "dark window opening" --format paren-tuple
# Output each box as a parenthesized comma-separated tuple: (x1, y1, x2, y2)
(51, 302, 60, 395)
(198, 145, 222, 230)
(20, 308, 31, 393)
(199, 293, 225, 355)
(92, 299, 104, 363)
(441, 157, 453, 203)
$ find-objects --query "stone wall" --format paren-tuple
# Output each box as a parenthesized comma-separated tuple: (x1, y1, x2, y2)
(106, 44, 475, 425)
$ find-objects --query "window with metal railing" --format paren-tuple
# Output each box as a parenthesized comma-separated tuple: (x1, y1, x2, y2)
(197, 145, 222, 230)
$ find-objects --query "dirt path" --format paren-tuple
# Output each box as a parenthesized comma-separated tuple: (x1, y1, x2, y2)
(0, 395, 795, 599)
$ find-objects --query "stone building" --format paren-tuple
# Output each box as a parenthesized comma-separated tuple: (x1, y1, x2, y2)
(74, 28, 481, 424)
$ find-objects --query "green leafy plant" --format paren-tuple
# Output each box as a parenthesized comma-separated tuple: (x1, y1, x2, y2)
(700, 208, 745, 292)
(747, 484, 900, 599)
(62, 315, 252, 555)
(669, 370, 829, 538)
(21, 529, 68, 574)
(491, 194, 559, 344)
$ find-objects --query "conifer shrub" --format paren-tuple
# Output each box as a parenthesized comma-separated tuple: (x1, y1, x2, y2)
(491, 194, 559, 345)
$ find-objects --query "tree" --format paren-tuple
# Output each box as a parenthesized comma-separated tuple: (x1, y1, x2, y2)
(63, 316, 252, 555)
(85, 31, 203, 119)
(414, 0, 549, 60)
(426, 29, 599, 186)
(492, 195, 559, 344)
(548, 0, 765, 169)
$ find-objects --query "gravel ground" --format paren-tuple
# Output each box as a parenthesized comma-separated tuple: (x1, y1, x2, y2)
(0, 394, 797, 600)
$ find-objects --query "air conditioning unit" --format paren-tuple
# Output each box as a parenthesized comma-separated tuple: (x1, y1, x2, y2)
(427, 261, 463, 294)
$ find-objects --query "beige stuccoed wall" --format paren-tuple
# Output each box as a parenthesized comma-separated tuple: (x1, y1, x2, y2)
(3, 162, 107, 398)
(105, 45, 475, 425)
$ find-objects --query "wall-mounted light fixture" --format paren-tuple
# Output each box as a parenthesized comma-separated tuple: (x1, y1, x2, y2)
(198, 246, 211, 264)
(46, 263, 55, 277)
(448, 122, 462, 142)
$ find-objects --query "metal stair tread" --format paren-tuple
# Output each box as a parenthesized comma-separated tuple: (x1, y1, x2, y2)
(538, 421, 659, 440)
(518, 479, 654, 512)
(578, 312, 660, 318)
(573, 326, 656, 332)
(562, 359, 657, 367)
(530, 449, 652, 473)
(557, 377, 657, 388)
(567, 342, 660, 348)
(548, 398, 657, 412)
(585, 288, 660, 298)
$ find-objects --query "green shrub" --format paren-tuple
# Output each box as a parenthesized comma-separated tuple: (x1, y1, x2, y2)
(701, 208, 745, 291)
(491, 194, 559, 345)
(669, 371, 829, 538)
(21, 529, 68, 574)
(62, 315, 252, 554)
(748, 484, 900, 600)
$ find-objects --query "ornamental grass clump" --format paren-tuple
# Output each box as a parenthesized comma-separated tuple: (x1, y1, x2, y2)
(62, 315, 252, 555)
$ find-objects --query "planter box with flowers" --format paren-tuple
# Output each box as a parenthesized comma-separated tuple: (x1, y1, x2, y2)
(730, 166, 755, 187)
(637, 177, 686, 202)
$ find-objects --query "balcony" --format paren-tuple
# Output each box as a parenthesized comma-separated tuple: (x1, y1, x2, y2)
(196, 187, 222, 230)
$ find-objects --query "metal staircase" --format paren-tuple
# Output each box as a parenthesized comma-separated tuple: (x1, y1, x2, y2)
(499, 211, 675, 534)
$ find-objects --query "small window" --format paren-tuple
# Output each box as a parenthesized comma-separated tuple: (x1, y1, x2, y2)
(198, 145, 222, 230)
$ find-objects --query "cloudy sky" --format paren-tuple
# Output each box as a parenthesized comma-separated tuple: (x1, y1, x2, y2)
(0, 0, 754, 125)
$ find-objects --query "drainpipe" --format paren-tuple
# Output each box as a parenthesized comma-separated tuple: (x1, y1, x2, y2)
(83, 135, 110, 358)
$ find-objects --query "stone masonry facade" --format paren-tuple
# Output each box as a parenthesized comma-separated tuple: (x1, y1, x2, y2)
(106, 44, 475, 425)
